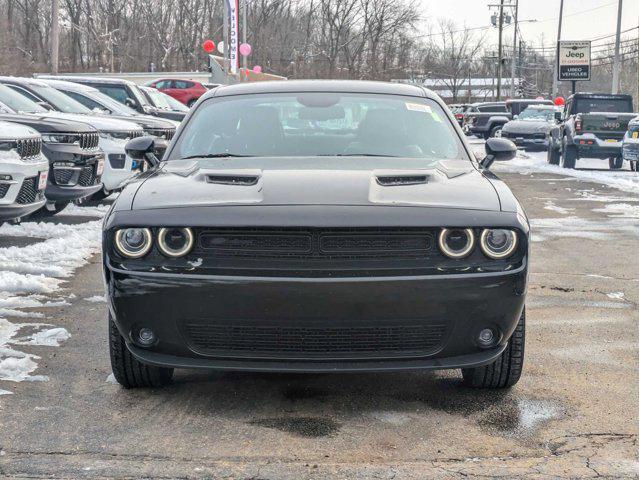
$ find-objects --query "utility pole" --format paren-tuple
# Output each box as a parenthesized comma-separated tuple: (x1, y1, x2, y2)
(611, 0, 624, 94)
(510, 0, 519, 98)
(496, 0, 505, 100)
(242, 0, 248, 81)
(50, 0, 60, 74)
(552, 0, 565, 98)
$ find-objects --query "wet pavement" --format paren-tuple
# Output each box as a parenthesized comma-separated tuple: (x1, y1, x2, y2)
(0, 167, 638, 478)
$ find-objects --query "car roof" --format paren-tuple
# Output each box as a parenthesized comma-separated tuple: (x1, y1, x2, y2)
(0, 76, 52, 88)
(568, 92, 633, 100)
(205, 80, 432, 100)
(507, 98, 553, 104)
(471, 101, 505, 107)
(37, 78, 99, 93)
(37, 75, 138, 87)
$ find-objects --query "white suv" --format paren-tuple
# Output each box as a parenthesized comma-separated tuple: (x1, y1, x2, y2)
(0, 121, 49, 224)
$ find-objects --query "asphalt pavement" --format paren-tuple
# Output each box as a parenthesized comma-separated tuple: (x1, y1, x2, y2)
(0, 165, 638, 479)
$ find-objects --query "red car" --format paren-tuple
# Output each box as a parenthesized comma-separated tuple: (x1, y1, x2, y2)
(147, 79, 216, 107)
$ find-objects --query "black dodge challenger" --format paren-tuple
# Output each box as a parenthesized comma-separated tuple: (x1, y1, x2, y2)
(103, 80, 527, 390)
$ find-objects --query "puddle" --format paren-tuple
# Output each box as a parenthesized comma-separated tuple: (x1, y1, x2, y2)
(250, 416, 341, 438)
(477, 399, 562, 436)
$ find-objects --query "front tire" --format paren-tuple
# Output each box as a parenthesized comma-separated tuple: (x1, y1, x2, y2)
(608, 157, 623, 170)
(109, 314, 173, 388)
(462, 309, 525, 389)
(490, 125, 502, 138)
(547, 143, 560, 165)
(560, 137, 578, 169)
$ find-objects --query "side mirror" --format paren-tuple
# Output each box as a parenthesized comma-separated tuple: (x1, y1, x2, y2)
(125, 136, 160, 168)
(481, 138, 517, 169)
(124, 98, 136, 108)
(37, 101, 53, 111)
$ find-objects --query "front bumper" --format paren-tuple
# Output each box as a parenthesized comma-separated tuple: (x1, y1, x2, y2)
(105, 265, 527, 372)
(43, 144, 104, 202)
(501, 133, 548, 150)
(0, 155, 49, 221)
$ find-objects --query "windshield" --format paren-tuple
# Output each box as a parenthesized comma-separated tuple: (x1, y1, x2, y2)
(574, 98, 633, 114)
(89, 90, 138, 115)
(130, 84, 151, 107)
(161, 92, 190, 112)
(144, 88, 172, 109)
(518, 109, 555, 121)
(171, 93, 467, 162)
(31, 84, 93, 114)
(0, 85, 47, 114)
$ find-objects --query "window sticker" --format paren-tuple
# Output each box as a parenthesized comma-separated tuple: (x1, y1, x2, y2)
(405, 102, 431, 113)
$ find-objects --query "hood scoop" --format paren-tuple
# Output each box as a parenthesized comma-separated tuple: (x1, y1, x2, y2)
(206, 174, 260, 186)
(376, 174, 429, 186)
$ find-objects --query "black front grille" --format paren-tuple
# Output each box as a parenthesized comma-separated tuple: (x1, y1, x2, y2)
(53, 168, 75, 185)
(16, 177, 40, 204)
(79, 132, 99, 149)
(0, 183, 9, 199)
(78, 165, 96, 186)
(183, 322, 448, 358)
(16, 138, 42, 158)
(198, 228, 435, 260)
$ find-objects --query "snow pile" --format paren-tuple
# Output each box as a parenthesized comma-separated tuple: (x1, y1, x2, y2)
(0, 213, 105, 390)
(493, 150, 639, 196)
(84, 295, 106, 303)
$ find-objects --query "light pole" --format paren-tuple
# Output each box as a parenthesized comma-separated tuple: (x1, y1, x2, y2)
(552, 0, 565, 98)
(612, 0, 624, 94)
(510, 0, 519, 98)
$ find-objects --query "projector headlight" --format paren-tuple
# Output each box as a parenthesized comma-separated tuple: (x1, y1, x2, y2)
(114, 228, 153, 258)
(157, 227, 194, 258)
(438, 228, 475, 259)
(480, 229, 518, 259)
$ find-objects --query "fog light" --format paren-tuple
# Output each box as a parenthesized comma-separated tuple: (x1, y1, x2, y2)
(138, 328, 156, 346)
(478, 328, 496, 347)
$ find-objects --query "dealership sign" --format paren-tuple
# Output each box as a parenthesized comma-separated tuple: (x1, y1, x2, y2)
(557, 41, 591, 81)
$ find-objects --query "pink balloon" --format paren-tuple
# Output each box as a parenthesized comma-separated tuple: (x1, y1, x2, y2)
(239, 43, 252, 56)
(253, 65, 262, 74)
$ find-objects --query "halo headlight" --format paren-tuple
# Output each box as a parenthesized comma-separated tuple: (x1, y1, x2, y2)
(114, 228, 153, 258)
(480, 229, 518, 259)
(438, 228, 475, 259)
(157, 227, 194, 258)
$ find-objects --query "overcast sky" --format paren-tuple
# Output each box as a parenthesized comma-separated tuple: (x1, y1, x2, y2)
(419, 0, 639, 52)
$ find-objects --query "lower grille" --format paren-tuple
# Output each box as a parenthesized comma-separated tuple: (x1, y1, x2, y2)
(78, 165, 96, 186)
(16, 177, 40, 204)
(0, 183, 9, 199)
(53, 168, 75, 185)
(183, 322, 447, 358)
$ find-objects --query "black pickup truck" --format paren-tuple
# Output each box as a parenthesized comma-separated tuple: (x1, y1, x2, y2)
(464, 99, 554, 139)
(547, 93, 636, 169)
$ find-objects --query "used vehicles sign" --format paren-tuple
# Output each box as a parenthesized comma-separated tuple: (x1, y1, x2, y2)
(558, 40, 591, 81)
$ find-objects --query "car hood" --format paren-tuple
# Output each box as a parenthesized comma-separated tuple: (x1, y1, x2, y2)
(109, 114, 177, 130)
(0, 120, 39, 140)
(502, 120, 550, 134)
(0, 113, 97, 133)
(45, 112, 142, 132)
(130, 157, 501, 211)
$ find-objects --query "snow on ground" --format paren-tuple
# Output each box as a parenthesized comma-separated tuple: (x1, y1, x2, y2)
(84, 295, 106, 303)
(493, 149, 639, 197)
(0, 207, 107, 391)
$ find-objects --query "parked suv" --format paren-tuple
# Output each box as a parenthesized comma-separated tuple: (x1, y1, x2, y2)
(547, 93, 635, 169)
(0, 77, 145, 198)
(0, 121, 49, 223)
(146, 78, 210, 107)
(139, 86, 188, 121)
(36, 75, 178, 122)
(0, 89, 103, 215)
(464, 99, 554, 139)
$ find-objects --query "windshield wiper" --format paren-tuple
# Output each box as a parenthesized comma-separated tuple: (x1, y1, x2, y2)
(319, 153, 399, 158)
(181, 153, 251, 159)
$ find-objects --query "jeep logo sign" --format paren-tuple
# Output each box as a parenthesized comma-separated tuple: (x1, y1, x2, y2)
(558, 41, 591, 81)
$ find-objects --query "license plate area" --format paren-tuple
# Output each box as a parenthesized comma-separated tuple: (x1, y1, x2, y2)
(38, 171, 48, 190)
